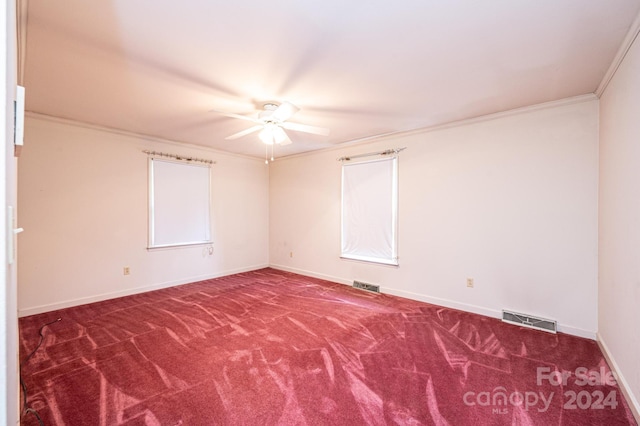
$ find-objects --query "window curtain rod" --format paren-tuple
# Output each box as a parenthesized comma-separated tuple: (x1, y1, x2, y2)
(337, 147, 406, 162)
(143, 150, 215, 165)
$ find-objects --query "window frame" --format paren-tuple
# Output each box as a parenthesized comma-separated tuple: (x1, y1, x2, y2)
(340, 156, 399, 266)
(148, 157, 213, 249)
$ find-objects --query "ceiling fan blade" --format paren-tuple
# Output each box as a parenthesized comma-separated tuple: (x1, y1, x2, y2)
(282, 121, 330, 136)
(210, 109, 262, 124)
(271, 102, 300, 122)
(225, 125, 263, 140)
(278, 130, 292, 145)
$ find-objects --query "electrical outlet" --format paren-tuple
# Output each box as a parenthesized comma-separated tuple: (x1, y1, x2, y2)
(466, 278, 474, 288)
(123, 267, 130, 275)
(290, 251, 293, 258)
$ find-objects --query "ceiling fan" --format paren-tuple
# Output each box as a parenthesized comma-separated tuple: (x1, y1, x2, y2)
(214, 101, 330, 146)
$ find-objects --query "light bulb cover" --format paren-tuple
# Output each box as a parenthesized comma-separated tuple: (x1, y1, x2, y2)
(272, 126, 287, 144)
(259, 125, 274, 145)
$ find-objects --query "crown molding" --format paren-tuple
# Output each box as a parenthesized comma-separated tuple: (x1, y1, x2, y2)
(25, 112, 265, 163)
(595, 10, 640, 97)
(280, 93, 598, 161)
(26, 92, 598, 164)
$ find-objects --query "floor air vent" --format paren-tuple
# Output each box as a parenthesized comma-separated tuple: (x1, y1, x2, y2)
(502, 310, 557, 333)
(353, 280, 380, 293)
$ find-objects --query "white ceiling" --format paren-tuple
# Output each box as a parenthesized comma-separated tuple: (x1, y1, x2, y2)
(22, 1, 640, 159)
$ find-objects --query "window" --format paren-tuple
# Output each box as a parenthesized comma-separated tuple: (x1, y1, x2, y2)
(148, 158, 212, 248)
(341, 156, 398, 265)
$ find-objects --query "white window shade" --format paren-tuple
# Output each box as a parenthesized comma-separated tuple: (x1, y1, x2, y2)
(341, 156, 398, 265)
(149, 158, 212, 248)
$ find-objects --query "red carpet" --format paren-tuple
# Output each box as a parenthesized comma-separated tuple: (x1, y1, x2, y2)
(19, 268, 637, 425)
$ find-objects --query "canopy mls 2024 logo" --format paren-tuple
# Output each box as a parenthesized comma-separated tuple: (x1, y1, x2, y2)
(463, 366, 618, 415)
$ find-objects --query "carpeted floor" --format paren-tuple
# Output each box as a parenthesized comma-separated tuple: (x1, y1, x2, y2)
(19, 268, 637, 425)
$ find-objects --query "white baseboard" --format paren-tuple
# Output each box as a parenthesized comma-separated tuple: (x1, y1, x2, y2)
(375, 287, 595, 339)
(555, 324, 596, 340)
(269, 264, 352, 286)
(271, 263, 499, 316)
(21, 262, 598, 342)
(18, 263, 269, 317)
(269, 264, 596, 339)
(597, 333, 640, 424)
(383, 288, 596, 340)
(381, 286, 501, 318)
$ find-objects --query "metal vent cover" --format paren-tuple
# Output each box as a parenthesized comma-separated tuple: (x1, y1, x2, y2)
(352, 280, 380, 293)
(502, 310, 557, 333)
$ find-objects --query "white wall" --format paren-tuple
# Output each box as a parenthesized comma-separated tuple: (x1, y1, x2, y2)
(18, 116, 269, 315)
(270, 97, 599, 337)
(598, 27, 640, 414)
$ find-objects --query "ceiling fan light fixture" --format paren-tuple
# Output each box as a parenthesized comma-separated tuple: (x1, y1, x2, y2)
(259, 122, 288, 145)
(272, 126, 287, 144)
(215, 100, 329, 146)
(259, 125, 275, 145)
